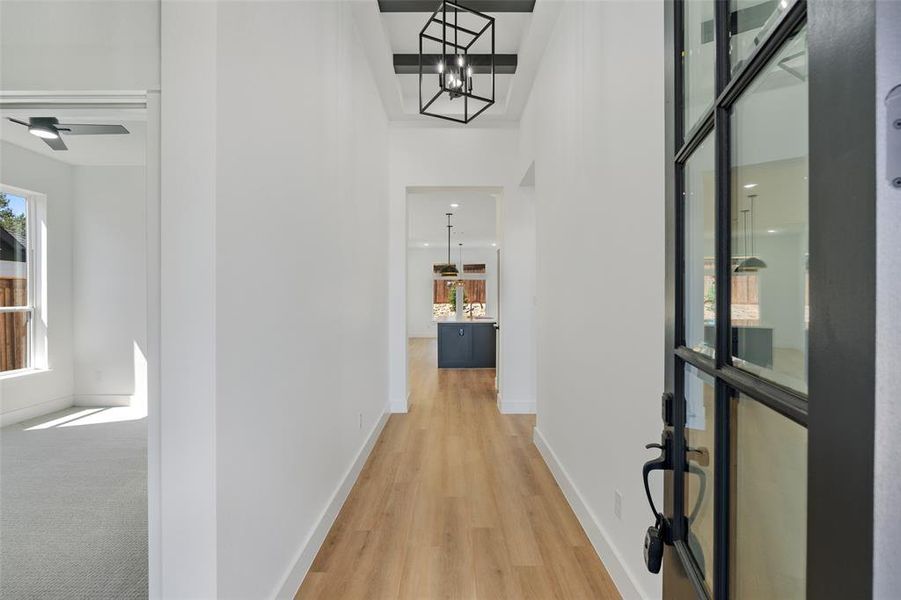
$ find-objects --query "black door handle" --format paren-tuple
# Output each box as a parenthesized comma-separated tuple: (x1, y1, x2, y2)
(643, 437, 671, 522)
(643, 432, 673, 574)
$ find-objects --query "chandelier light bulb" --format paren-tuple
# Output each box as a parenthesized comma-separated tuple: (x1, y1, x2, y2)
(458, 55, 464, 67)
(438, 62, 444, 73)
(467, 66, 472, 78)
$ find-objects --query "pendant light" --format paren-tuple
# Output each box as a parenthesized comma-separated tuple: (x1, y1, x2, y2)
(735, 193, 767, 273)
(439, 213, 459, 278)
(417, 0, 496, 125)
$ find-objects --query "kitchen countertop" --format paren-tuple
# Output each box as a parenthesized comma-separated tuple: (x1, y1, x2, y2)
(435, 316, 497, 324)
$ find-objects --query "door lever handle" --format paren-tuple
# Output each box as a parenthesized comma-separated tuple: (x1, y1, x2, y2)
(642, 433, 673, 574)
(642, 435, 672, 522)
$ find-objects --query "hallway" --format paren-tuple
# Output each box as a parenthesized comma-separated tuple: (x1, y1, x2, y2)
(296, 338, 619, 599)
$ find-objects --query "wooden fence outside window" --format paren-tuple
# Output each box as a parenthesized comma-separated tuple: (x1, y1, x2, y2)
(0, 277, 28, 372)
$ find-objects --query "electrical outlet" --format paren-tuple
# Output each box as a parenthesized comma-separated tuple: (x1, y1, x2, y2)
(358, 413, 363, 430)
(614, 490, 623, 520)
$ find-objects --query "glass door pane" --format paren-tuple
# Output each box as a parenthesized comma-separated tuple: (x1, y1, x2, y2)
(730, 26, 808, 394)
(729, 0, 796, 73)
(732, 393, 807, 598)
(684, 133, 716, 356)
(683, 0, 716, 133)
(684, 364, 716, 592)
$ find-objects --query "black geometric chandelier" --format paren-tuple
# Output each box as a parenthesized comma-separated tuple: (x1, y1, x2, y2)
(418, 0, 495, 124)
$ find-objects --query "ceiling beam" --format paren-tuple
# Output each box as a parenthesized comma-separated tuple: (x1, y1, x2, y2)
(394, 53, 517, 74)
(378, 0, 535, 13)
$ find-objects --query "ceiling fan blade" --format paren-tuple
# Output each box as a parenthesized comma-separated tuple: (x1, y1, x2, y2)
(42, 136, 68, 151)
(5, 117, 30, 127)
(57, 124, 129, 136)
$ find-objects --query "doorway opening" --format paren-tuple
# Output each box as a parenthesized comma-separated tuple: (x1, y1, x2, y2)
(405, 187, 500, 402)
(0, 94, 159, 599)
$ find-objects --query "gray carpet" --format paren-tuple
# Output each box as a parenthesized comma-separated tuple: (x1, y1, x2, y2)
(1, 407, 147, 599)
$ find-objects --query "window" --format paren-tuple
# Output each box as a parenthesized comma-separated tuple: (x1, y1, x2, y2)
(432, 264, 487, 319)
(0, 189, 32, 373)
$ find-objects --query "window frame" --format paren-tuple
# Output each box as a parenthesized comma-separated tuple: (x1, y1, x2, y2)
(0, 183, 47, 378)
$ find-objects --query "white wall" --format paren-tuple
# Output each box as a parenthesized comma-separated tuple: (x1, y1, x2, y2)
(159, 3, 218, 597)
(0, 0, 160, 91)
(0, 141, 75, 425)
(406, 246, 498, 338)
(72, 166, 147, 405)
(163, 2, 390, 597)
(389, 128, 525, 411)
(519, 2, 665, 598)
(497, 185, 537, 413)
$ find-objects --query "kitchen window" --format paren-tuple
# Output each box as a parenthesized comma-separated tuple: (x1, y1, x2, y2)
(432, 264, 487, 319)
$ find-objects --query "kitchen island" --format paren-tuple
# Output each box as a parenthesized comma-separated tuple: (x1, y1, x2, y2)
(436, 317, 497, 368)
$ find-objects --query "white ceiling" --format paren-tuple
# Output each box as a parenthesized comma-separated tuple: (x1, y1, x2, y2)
(354, 1, 561, 124)
(407, 188, 498, 248)
(0, 107, 146, 166)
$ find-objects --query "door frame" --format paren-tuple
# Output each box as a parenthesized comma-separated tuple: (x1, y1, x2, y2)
(662, 1, 878, 597)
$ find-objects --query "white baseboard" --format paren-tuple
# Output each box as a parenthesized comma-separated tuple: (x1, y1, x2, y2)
(497, 396, 536, 414)
(0, 395, 74, 428)
(533, 427, 648, 600)
(74, 394, 132, 407)
(499, 401, 537, 414)
(390, 390, 410, 413)
(273, 404, 392, 599)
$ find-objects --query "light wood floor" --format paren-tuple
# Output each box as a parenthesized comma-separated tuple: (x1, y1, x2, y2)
(296, 338, 620, 599)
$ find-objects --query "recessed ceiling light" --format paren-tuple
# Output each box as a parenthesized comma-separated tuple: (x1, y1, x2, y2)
(424, 243, 429, 247)
(450, 203, 459, 208)
(743, 183, 757, 189)
(767, 229, 777, 234)
(491, 242, 497, 247)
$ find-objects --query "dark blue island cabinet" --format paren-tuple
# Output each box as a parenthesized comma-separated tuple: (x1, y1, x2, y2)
(437, 321, 497, 369)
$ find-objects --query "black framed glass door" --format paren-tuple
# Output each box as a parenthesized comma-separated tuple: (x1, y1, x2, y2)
(662, 1, 813, 597)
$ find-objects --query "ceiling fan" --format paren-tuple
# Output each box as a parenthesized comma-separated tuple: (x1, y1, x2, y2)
(5, 116, 129, 151)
